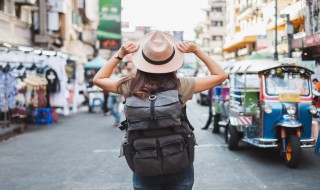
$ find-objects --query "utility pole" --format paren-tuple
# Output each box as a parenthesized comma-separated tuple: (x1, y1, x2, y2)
(274, 0, 278, 60)
(35, 0, 50, 45)
(284, 14, 293, 58)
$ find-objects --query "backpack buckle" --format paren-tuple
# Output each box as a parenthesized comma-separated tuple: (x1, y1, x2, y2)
(149, 95, 157, 101)
(119, 120, 128, 131)
(150, 116, 157, 120)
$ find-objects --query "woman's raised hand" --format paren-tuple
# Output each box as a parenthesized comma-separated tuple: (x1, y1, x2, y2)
(118, 41, 140, 57)
(176, 41, 200, 54)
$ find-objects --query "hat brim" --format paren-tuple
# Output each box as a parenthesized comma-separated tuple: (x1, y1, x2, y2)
(133, 32, 184, 74)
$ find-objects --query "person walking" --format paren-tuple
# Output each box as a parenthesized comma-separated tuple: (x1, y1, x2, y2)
(102, 90, 109, 115)
(93, 31, 227, 189)
(107, 66, 122, 126)
(123, 60, 136, 76)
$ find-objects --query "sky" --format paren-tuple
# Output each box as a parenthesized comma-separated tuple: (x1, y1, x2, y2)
(121, 0, 208, 40)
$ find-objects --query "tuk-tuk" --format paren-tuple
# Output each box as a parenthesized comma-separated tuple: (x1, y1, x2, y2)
(211, 62, 233, 133)
(211, 81, 229, 133)
(222, 59, 316, 168)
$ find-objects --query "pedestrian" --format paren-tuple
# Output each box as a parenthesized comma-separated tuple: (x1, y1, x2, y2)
(107, 66, 122, 126)
(312, 79, 320, 106)
(102, 89, 109, 116)
(313, 82, 320, 107)
(123, 60, 136, 76)
(93, 31, 227, 189)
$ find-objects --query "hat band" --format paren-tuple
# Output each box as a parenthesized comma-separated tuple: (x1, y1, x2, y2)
(142, 48, 175, 65)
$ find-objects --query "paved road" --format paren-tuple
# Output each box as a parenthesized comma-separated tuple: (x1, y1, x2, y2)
(0, 97, 319, 190)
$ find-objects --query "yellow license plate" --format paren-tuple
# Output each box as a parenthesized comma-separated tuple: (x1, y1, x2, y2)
(279, 93, 300, 102)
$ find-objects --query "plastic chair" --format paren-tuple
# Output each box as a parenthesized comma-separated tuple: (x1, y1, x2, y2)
(91, 98, 103, 109)
(35, 108, 54, 125)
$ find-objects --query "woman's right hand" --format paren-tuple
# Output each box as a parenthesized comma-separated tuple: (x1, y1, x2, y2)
(176, 41, 200, 54)
(118, 41, 139, 58)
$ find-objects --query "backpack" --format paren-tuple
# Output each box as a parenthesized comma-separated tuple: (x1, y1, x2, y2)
(119, 90, 196, 177)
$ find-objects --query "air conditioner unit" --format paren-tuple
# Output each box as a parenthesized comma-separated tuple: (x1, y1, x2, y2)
(14, 0, 37, 5)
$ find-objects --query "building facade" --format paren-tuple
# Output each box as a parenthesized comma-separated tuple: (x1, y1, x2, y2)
(222, 0, 308, 61)
(223, 0, 268, 61)
(0, 0, 34, 46)
(198, 0, 226, 62)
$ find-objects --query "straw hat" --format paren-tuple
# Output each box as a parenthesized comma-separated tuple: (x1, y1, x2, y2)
(133, 31, 184, 74)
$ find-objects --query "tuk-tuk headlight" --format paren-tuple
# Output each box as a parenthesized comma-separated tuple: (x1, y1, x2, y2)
(263, 104, 272, 114)
(286, 105, 296, 115)
(309, 105, 317, 115)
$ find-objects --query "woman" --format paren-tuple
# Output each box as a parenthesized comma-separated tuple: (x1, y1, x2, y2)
(93, 31, 227, 189)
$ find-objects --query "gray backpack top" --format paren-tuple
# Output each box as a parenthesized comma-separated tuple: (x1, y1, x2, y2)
(120, 90, 196, 177)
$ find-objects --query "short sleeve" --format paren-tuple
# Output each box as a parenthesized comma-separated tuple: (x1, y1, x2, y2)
(178, 77, 195, 105)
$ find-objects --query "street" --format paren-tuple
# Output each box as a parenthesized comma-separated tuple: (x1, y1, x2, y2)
(0, 97, 319, 190)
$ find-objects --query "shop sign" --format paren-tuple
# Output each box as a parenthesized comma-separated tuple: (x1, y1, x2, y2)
(237, 48, 248, 56)
(224, 52, 235, 59)
(293, 31, 306, 39)
(100, 39, 120, 50)
(304, 32, 320, 47)
(97, 0, 122, 50)
(292, 38, 303, 49)
(257, 35, 268, 50)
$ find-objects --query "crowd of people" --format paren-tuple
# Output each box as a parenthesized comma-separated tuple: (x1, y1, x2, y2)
(101, 60, 136, 127)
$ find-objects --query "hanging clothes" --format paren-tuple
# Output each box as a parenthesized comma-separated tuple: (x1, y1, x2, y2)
(47, 56, 69, 115)
(45, 68, 60, 93)
(0, 70, 18, 112)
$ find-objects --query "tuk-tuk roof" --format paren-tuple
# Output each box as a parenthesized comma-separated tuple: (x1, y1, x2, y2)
(227, 59, 314, 74)
(228, 59, 279, 74)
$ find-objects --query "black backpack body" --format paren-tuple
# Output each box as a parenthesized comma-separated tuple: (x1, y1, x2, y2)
(120, 90, 196, 177)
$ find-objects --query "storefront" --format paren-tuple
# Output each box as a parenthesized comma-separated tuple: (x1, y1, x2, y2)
(292, 32, 320, 74)
(0, 46, 82, 136)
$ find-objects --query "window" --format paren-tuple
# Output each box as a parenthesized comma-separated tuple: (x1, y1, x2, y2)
(211, 21, 223, 27)
(211, 7, 222, 12)
(0, 0, 4, 11)
(212, 35, 223, 41)
(265, 73, 310, 96)
(235, 74, 260, 89)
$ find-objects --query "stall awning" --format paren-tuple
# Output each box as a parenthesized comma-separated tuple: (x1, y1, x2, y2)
(223, 36, 257, 53)
(84, 56, 106, 69)
(267, 17, 304, 31)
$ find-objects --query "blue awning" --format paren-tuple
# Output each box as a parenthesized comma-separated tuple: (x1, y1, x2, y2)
(84, 56, 106, 69)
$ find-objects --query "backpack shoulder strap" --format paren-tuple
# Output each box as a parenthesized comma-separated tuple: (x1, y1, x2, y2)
(181, 105, 194, 131)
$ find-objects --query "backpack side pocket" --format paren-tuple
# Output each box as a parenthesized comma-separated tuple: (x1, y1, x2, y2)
(123, 142, 135, 172)
(187, 134, 196, 164)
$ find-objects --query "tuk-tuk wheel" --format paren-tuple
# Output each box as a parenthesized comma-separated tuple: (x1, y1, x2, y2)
(227, 125, 239, 150)
(285, 135, 301, 168)
(88, 105, 93, 113)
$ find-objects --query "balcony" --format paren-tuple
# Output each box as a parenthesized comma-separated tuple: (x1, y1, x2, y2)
(208, 26, 226, 35)
(267, 0, 306, 31)
(209, 12, 225, 20)
(0, 11, 31, 45)
(210, 41, 223, 48)
(280, 0, 306, 21)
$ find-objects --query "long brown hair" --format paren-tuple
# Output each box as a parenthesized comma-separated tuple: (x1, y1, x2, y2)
(117, 69, 180, 99)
